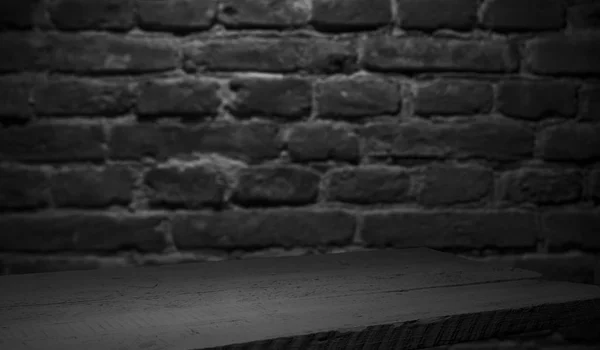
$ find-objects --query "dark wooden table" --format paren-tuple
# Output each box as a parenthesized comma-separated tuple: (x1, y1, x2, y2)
(1, 248, 599, 350)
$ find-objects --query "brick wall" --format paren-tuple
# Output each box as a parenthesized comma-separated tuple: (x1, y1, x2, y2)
(0, 0, 599, 278)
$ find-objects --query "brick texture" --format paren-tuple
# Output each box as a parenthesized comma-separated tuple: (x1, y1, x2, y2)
(362, 211, 538, 248)
(417, 164, 493, 206)
(315, 75, 401, 120)
(138, 0, 216, 31)
(218, 0, 310, 29)
(479, 0, 564, 31)
(414, 80, 493, 116)
(284, 123, 360, 163)
(233, 165, 320, 205)
(497, 80, 578, 120)
(0, 0, 599, 290)
(363, 37, 517, 73)
(498, 168, 583, 205)
(172, 209, 356, 249)
(396, 0, 478, 30)
(326, 166, 411, 204)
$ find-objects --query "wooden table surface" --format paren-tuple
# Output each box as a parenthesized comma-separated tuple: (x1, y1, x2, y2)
(1, 248, 599, 350)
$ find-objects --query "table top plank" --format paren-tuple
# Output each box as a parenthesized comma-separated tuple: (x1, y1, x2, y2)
(1, 248, 599, 350)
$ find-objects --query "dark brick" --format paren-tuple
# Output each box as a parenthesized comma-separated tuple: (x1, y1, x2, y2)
(34, 77, 136, 116)
(525, 34, 600, 75)
(480, 0, 564, 31)
(542, 211, 600, 249)
(48, 0, 134, 30)
(0, 124, 105, 162)
(447, 117, 534, 161)
(0, 75, 35, 118)
(145, 164, 225, 208)
(0, 213, 167, 252)
(0, 32, 46, 73)
(50, 165, 135, 208)
(360, 121, 448, 158)
(110, 122, 281, 163)
(363, 36, 517, 73)
(233, 165, 320, 205)
(581, 85, 600, 121)
(137, 78, 220, 117)
(568, 3, 600, 29)
(539, 124, 600, 161)
(138, 0, 216, 31)
(187, 122, 281, 163)
(497, 80, 578, 120)
(414, 80, 493, 115)
(327, 166, 411, 204)
(172, 209, 355, 249)
(219, 0, 310, 28)
(498, 168, 583, 204)
(316, 75, 401, 120)
(591, 170, 600, 201)
(108, 124, 186, 160)
(43, 33, 179, 74)
(396, 0, 478, 30)
(362, 210, 538, 248)
(285, 123, 359, 162)
(0, 167, 49, 209)
(361, 117, 534, 161)
(0, 0, 41, 29)
(228, 77, 311, 120)
(418, 164, 492, 206)
(312, 0, 392, 31)
(185, 37, 357, 74)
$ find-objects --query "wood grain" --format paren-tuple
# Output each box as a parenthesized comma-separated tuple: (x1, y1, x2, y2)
(1, 248, 599, 350)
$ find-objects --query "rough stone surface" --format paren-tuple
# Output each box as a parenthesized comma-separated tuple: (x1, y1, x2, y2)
(50, 166, 135, 208)
(312, 0, 392, 31)
(480, 0, 564, 31)
(363, 37, 518, 73)
(284, 123, 360, 162)
(498, 168, 583, 205)
(591, 170, 600, 201)
(137, 78, 220, 117)
(396, 0, 478, 30)
(497, 80, 578, 120)
(0, 213, 167, 252)
(228, 77, 312, 120)
(0, 167, 49, 209)
(362, 211, 538, 248)
(539, 124, 600, 162)
(48, 0, 135, 30)
(316, 75, 401, 120)
(327, 166, 411, 204)
(360, 117, 534, 161)
(109, 122, 280, 163)
(145, 164, 226, 208)
(417, 164, 493, 206)
(233, 166, 320, 205)
(185, 37, 357, 74)
(43, 33, 180, 73)
(542, 211, 600, 249)
(0, 124, 105, 162)
(0, 75, 35, 118)
(580, 85, 600, 121)
(34, 77, 136, 116)
(138, 0, 217, 31)
(172, 209, 356, 248)
(414, 80, 493, 115)
(525, 34, 600, 75)
(218, 0, 310, 28)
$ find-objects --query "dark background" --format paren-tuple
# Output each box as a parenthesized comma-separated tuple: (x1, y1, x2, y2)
(1, 0, 600, 347)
